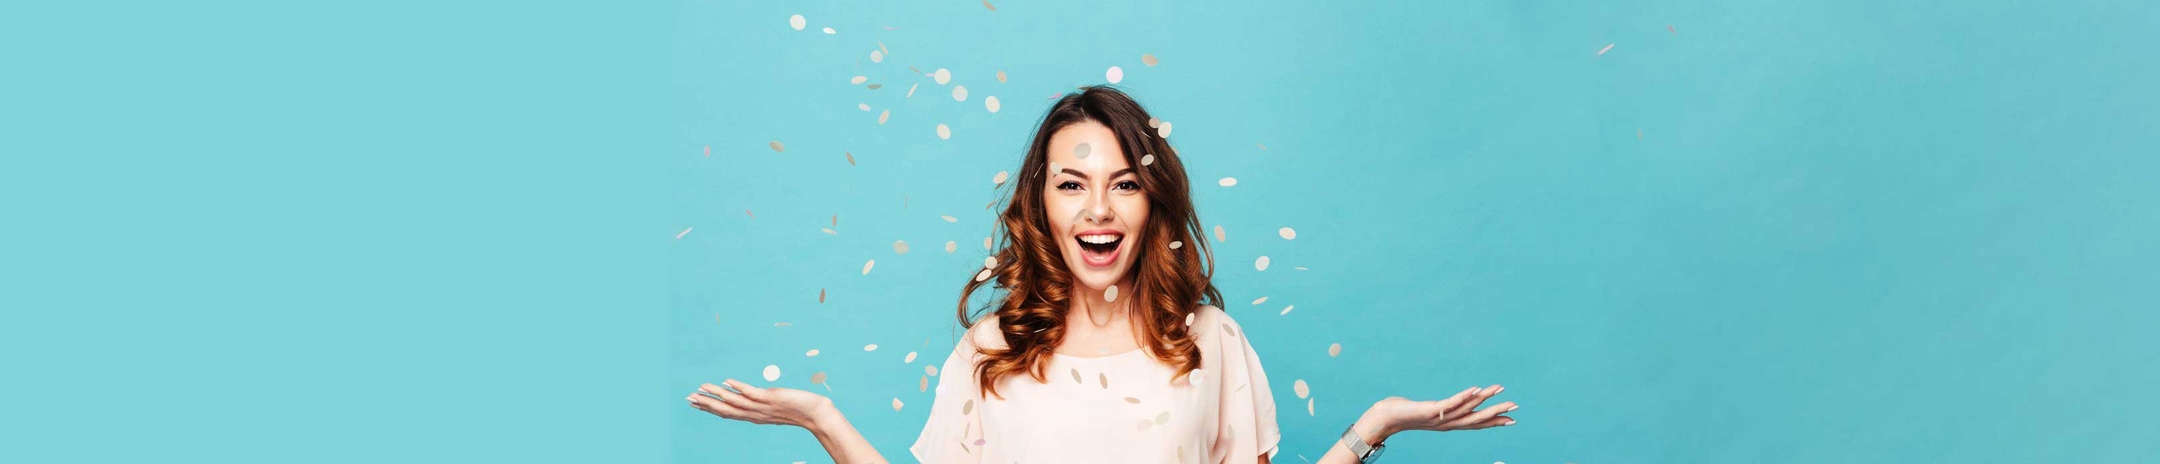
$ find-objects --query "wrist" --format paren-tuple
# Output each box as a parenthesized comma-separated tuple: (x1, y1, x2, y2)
(1353, 406, 1398, 445)
(803, 397, 844, 434)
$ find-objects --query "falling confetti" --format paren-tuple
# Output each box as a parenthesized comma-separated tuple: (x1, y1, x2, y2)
(1071, 368, 1083, 383)
(983, 0, 996, 11)
(907, 83, 918, 98)
(1214, 225, 1226, 241)
(1308, 398, 1315, 416)
(850, 76, 867, 85)
(1218, 177, 1237, 187)
(1158, 121, 1173, 138)
(878, 109, 890, 125)
(1106, 66, 1124, 84)
(763, 365, 781, 382)
(674, 227, 692, 240)
(1294, 379, 1310, 399)
(769, 141, 786, 152)
(893, 398, 904, 412)
(775, 322, 791, 327)
(822, 27, 835, 34)
(933, 68, 952, 85)
(1328, 343, 1342, 357)
(1257, 143, 1268, 150)
(936, 124, 951, 140)
(1185, 312, 1195, 326)
(894, 240, 910, 254)
(942, 215, 959, 223)
(1669, 25, 1676, 33)
(1147, 117, 1161, 128)
(1169, 241, 1182, 249)
(807, 349, 820, 357)
(864, 344, 878, 351)
(866, 83, 882, 90)
(1048, 162, 1061, 174)
(811, 372, 827, 390)
(927, 365, 938, 376)
(1104, 284, 1118, 302)
(846, 152, 856, 165)
(996, 70, 1008, 82)
(1140, 154, 1155, 166)
(1279, 227, 1297, 240)
(870, 50, 883, 62)
(1295, 266, 1308, 271)
(1125, 397, 1141, 404)
(1189, 368, 1204, 387)
(1099, 373, 1109, 389)
(788, 14, 805, 30)
(963, 399, 975, 415)
(905, 351, 918, 363)
(945, 241, 957, 253)
(985, 96, 1001, 113)
(862, 259, 875, 275)
(993, 171, 1009, 185)
(879, 42, 889, 55)
(953, 85, 969, 101)
(1598, 43, 1615, 56)
(1073, 142, 1091, 159)
(974, 269, 992, 282)
(821, 228, 836, 235)
(1142, 54, 1159, 66)
(983, 236, 993, 250)
(819, 288, 826, 303)
(1138, 420, 1153, 431)
(919, 376, 928, 392)
(859, 103, 871, 111)
(1252, 296, 1268, 305)
(1281, 305, 1294, 315)
(702, 145, 709, 157)
(745, 209, 754, 218)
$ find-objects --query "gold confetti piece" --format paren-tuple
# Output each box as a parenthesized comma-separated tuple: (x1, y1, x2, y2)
(962, 399, 975, 415)
(894, 240, 910, 254)
(1280, 305, 1294, 315)
(952, 85, 968, 102)
(769, 141, 786, 152)
(936, 124, 951, 140)
(811, 371, 827, 384)
(788, 14, 805, 30)
(933, 68, 952, 85)
(870, 50, 883, 62)
(996, 70, 1007, 82)
(864, 344, 878, 351)
(1142, 53, 1159, 66)
(763, 365, 781, 382)
(1279, 227, 1296, 240)
(674, 227, 692, 240)
(866, 83, 882, 90)
(1147, 117, 1160, 128)
(1598, 43, 1615, 56)
(846, 152, 856, 165)
(821, 228, 836, 235)
(892, 398, 904, 412)
(1140, 154, 1154, 166)
(1252, 297, 1268, 305)
(822, 27, 835, 34)
(851, 75, 867, 85)
(983, 236, 993, 250)
(1328, 343, 1342, 357)
(985, 96, 1000, 113)
(1125, 397, 1141, 404)
(973, 269, 992, 282)
(1106, 66, 1124, 84)
(879, 41, 889, 55)
(907, 83, 918, 98)
(878, 109, 890, 125)
(832, 215, 838, 227)
(1638, 127, 1643, 138)
(775, 322, 791, 327)
(1220, 323, 1237, 338)
(1073, 142, 1091, 159)
(1137, 419, 1153, 431)
(1154, 411, 1170, 425)
(1295, 266, 1308, 271)
(862, 260, 875, 275)
(807, 348, 820, 356)
(927, 365, 939, 376)
(1184, 312, 1195, 326)
(1169, 240, 1182, 249)
(1218, 177, 1237, 187)
(1256, 256, 1270, 271)
(859, 103, 871, 111)
(1071, 368, 1083, 383)
(905, 351, 918, 363)
(982, 0, 995, 11)
(1308, 398, 1315, 416)
(819, 288, 826, 303)
(992, 171, 1009, 185)
(920, 376, 928, 392)
(1158, 121, 1173, 138)
(1294, 379, 1309, 399)
(1214, 225, 1226, 241)
(1099, 373, 1109, 389)
(942, 215, 959, 223)
(908, 65, 921, 73)
(945, 241, 957, 253)
(1257, 142, 1268, 150)
(1104, 284, 1118, 302)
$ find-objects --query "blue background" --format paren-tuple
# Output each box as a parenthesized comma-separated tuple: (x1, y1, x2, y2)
(8, 0, 2157, 462)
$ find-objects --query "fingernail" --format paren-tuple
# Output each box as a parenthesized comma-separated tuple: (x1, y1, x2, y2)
(1473, 387, 1485, 395)
(1507, 405, 1518, 412)
(1504, 420, 1516, 426)
(1493, 386, 1504, 394)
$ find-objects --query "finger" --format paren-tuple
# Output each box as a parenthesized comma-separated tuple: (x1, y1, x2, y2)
(688, 393, 756, 421)
(1448, 385, 1502, 415)
(708, 382, 765, 410)
(1460, 415, 1516, 430)
(1430, 386, 1479, 411)
(1444, 401, 1517, 429)
(726, 379, 773, 402)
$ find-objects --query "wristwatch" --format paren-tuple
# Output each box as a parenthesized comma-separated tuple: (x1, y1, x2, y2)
(1340, 425, 1386, 463)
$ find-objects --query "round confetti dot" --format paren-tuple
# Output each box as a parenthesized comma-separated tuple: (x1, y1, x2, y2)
(933, 68, 951, 85)
(1189, 368, 1204, 387)
(1169, 240, 1183, 249)
(985, 96, 1001, 113)
(893, 240, 910, 254)
(905, 351, 918, 363)
(1219, 177, 1237, 187)
(1140, 154, 1155, 166)
(927, 365, 938, 376)
(945, 241, 957, 253)
(763, 365, 781, 382)
(1214, 225, 1226, 241)
(936, 124, 951, 140)
(1154, 411, 1171, 425)
(788, 14, 805, 30)
(811, 372, 826, 384)
(983, 256, 997, 268)
(1147, 117, 1161, 128)
(864, 344, 878, 351)
(870, 50, 883, 62)
(1073, 142, 1091, 159)
(1106, 66, 1123, 84)
(993, 171, 1009, 185)
(1328, 343, 1342, 357)
(952, 85, 968, 101)
(862, 259, 875, 275)
(974, 269, 993, 282)
(769, 141, 785, 153)
(997, 70, 1008, 82)
(1279, 227, 1297, 240)
(1142, 54, 1159, 66)
(878, 109, 890, 125)
(1105, 284, 1119, 302)
(850, 75, 867, 85)
(1184, 312, 1195, 326)
(822, 27, 835, 34)
(1158, 121, 1173, 138)
(1255, 256, 1270, 271)
(983, 236, 993, 250)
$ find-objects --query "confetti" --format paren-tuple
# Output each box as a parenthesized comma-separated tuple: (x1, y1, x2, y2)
(1638, 127, 1643, 138)
(1218, 177, 1237, 187)
(819, 288, 826, 303)
(1125, 397, 1141, 404)
(851, 75, 867, 85)
(942, 215, 959, 223)
(985, 96, 1001, 113)
(974, 269, 993, 282)
(963, 399, 975, 415)
(866, 83, 882, 90)
(937, 124, 951, 140)
(703, 145, 709, 157)
(1104, 284, 1118, 302)
(927, 365, 938, 376)
(775, 322, 791, 327)
(993, 170, 1009, 185)
(1048, 162, 1061, 174)
(1279, 227, 1296, 240)
(822, 27, 835, 34)
(870, 50, 883, 62)
(1598, 43, 1615, 56)
(674, 227, 692, 240)
(1147, 117, 1161, 128)
(1255, 256, 1269, 271)
(1328, 343, 1342, 357)
(1142, 54, 1159, 66)
(811, 371, 827, 384)
(1214, 225, 1226, 241)
(983, 0, 996, 11)
(864, 344, 878, 351)
(862, 259, 875, 275)
(769, 141, 786, 152)
(996, 70, 1008, 82)
(1106, 66, 1124, 84)
(893, 398, 904, 411)
(1295, 266, 1308, 271)
(907, 83, 918, 98)
(894, 240, 910, 254)
(1184, 312, 1195, 326)
(807, 349, 820, 357)
(859, 103, 871, 111)
(1138, 419, 1153, 431)
(1071, 368, 1083, 384)
(1158, 121, 1173, 138)
(846, 152, 856, 165)
(905, 351, 918, 363)
(1140, 154, 1155, 166)
(833, 215, 838, 227)
(746, 209, 755, 218)
(788, 14, 805, 30)
(933, 68, 952, 85)
(1669, 25, 1676, 33)
(1257, 143, 1268, 150)
(1308, 398, 1315, 416)
(1294, 379, 1309, 399)
(983, 236, 993, 250)
(1281, 305, 1295, 315)
(1099, 373, 1109, 389)
(920, 376, 928, 392)
(1189, 368, 1204, 386)
(878, 109, 890, 125)
(953, 85, 968, 101)
(945, 241, 957, 253)
(763, 365, 781, 382)
(822, 228, 836, 235)
(1252, 296, 1268, 305)
(1169, 240, 1182, 249)
(908, 65, 921, 73)
(1073, 142, 1091, 159)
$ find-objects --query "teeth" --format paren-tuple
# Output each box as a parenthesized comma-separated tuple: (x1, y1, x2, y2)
(1078, 234, 1121, 244)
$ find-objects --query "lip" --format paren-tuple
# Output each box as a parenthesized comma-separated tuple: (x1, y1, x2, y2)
(1073, 228, 1126, 267)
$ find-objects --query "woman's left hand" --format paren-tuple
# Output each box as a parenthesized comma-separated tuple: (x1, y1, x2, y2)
(686, 379, 836, 430)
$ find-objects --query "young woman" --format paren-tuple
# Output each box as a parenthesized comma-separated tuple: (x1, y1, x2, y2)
(687, 86, 1520, 464)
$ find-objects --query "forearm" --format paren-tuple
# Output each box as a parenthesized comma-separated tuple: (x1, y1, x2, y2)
(804, 404, 890, 464)
(1315, 406, 1396, 464)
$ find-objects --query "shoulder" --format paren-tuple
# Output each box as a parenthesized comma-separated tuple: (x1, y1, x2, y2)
(1193, 304, 1247, 335)
(963, 315, 1009, 351)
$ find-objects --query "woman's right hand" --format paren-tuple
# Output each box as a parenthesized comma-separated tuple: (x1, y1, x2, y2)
(1358, 384, 1517, 441)
(686, 379, 836, 430)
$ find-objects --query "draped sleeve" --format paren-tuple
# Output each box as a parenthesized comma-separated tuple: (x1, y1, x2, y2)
(1205, 305, 1282, 463)
(908, 316, 1002, 464)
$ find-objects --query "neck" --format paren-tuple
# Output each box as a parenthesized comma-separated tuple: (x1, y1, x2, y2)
(1069, 280, 1132, 326)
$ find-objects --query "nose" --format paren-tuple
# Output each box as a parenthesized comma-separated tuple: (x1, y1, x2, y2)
(1080, 189, 1114, 225)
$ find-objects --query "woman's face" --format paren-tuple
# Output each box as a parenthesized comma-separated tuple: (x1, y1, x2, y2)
(1042, 121, 1149, 292)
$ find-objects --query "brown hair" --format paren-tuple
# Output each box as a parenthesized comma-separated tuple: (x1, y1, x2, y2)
(957, 86, 1223, 399)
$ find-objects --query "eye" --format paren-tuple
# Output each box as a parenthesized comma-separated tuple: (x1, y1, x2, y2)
(1113, 180, 1141, 191)
(1057, 181, 1083, 191)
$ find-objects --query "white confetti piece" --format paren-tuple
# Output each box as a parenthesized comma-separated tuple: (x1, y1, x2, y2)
(1106, 66, 1124, 84)
(892, 398, 904, 411)
(1294, 379, 1309, 399)
(1308, 398, 1315, 416)
(1218, 177, 1237, 187)
(870, 50, 883, 62)
(952, 85, 968, 101)
(807, 349, 820, 357)
(907, 83, 918, 98)
(1189, 368, 1204, 387)
(1281, 305, 1294, 315)
(983, 236, 993, 250)
(1140, 154, 1155, 166)
(1279, 227, 1296, 240)
(927, 365, 938, 376)
(1328, 343, 1342, 357)
(1158, 121, 1173, 138)
(769, 141, 785, 152)
(936, 124, 951, 140)
(974, 268, 993, 282)
(945, 241, 958, 253)
(983, 256, 997, 269)
(905, 351, 918, 363)
(1185, 312, 1195, 326)
(774, 322, 790, 327)
(985, 96, 1000, 113)
(862, 259, 875, 275)
(1048, 162, 1061, 174)
(1214, 225, 1226, 241)
(1169, 240, 1182, 249)
(878, 109, 890, 125)
(1295, 266, 1308, 271)
(1148, 117, 1161, 128)
(1598, 43, 1615, 56)
(822, 27, 835, 34)
(894, 240, 910, 254)
(1252, 296, 1268, 305)
(942, 215, 959, 223)
(1142, 54, 1159, 66)
(674, 227, 692, 240)
(1104, 284, 1118, 302)
(763, 365, 781, 382)
(1073, 142, 1091, 159)
(850, 75, 867, 85)
(963, 399, 975, 415)
(933, 68, 952, 85)
(821, 228, 836, 235)
(1154, 410, 1171, 425)
(990, 171, 1009, 185)
(1256, 257, 1270, 271)
(788, 14, 805, 30)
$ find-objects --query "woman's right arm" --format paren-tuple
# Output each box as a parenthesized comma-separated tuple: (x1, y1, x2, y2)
(688, 379, 892, 464)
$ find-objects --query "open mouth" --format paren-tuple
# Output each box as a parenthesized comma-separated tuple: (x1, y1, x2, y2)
(1074, 231, 1124, 267)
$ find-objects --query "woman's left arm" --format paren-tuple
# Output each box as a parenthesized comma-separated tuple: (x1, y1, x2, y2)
(1311, 385, 1517, 464)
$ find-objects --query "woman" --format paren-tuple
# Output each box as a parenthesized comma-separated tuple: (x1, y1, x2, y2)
(687, 86, 1519, 464)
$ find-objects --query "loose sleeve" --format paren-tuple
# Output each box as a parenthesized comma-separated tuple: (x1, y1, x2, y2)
(909, 319, 998, 464)
(1208, 307, 1282, 463)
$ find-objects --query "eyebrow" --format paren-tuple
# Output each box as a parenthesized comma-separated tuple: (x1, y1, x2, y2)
(1059, 167, 1135, 181)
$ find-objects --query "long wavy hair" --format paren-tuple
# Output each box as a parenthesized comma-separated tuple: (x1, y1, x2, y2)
(957, 86, 1223, 399)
